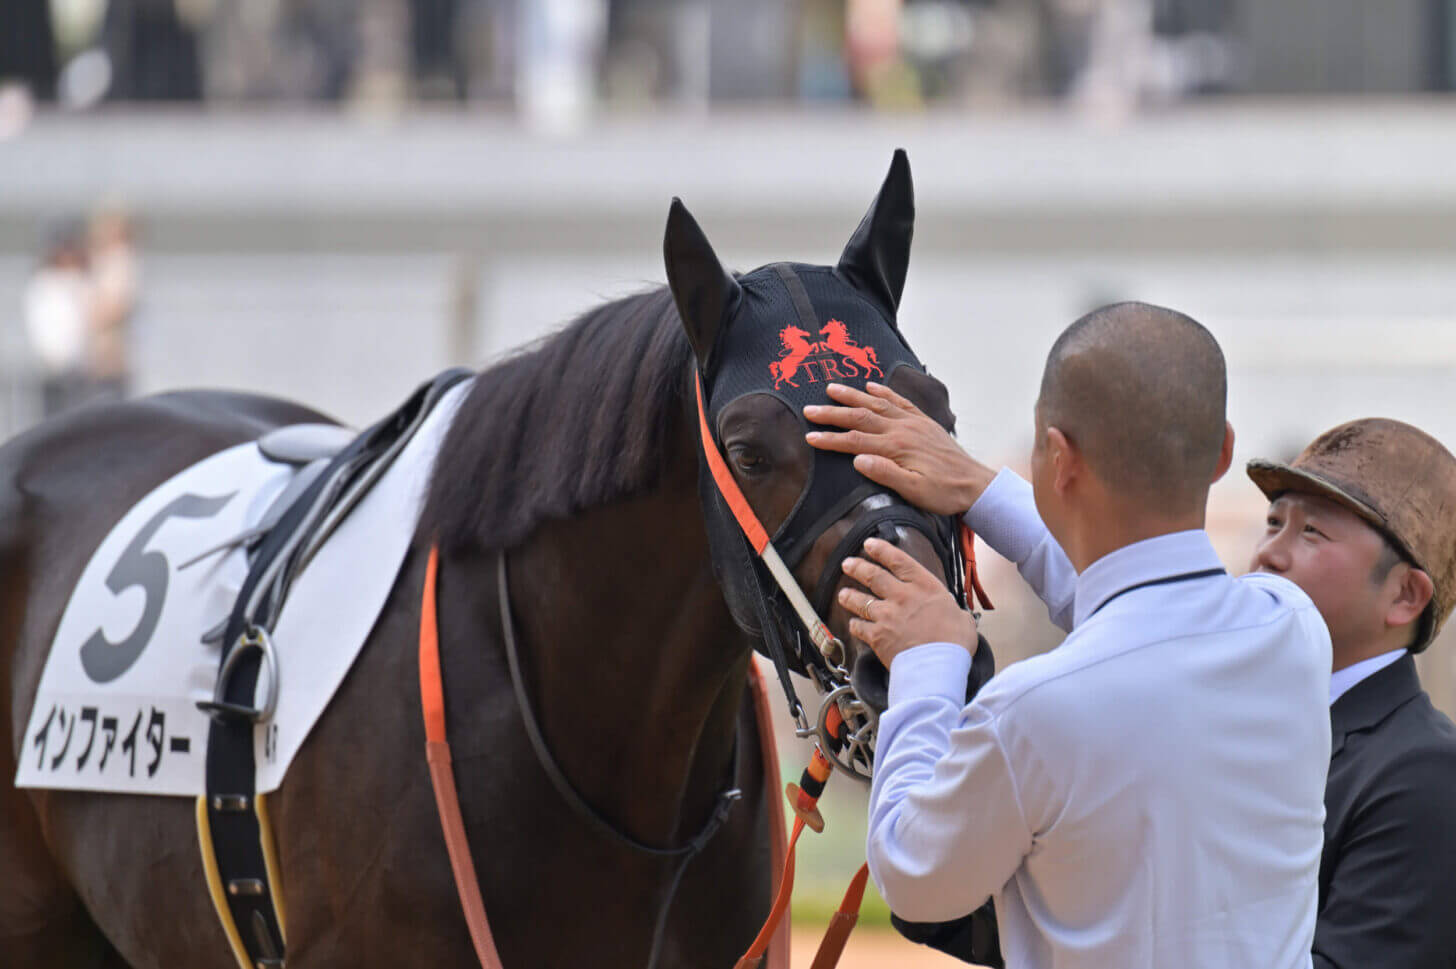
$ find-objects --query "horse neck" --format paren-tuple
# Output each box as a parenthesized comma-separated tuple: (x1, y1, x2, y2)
(502, 467, 751, 848)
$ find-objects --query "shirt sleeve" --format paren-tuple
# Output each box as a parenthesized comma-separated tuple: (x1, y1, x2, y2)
(1312, 743, 1456, 969)
(964, 468, 1076, 632)
(866, 643, 1034, 922)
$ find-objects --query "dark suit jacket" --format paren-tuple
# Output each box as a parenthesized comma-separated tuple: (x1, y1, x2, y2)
(1314, 654, 1456, 969)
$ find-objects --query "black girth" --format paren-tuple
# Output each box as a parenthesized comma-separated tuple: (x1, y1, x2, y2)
(198, 369, 472, 969)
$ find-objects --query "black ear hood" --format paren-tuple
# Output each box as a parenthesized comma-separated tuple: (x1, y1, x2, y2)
(680, 150, 959, 650)
(836, 147, 914, 324)
(706, 258, 931, 563)
(686, 150, 932, 572)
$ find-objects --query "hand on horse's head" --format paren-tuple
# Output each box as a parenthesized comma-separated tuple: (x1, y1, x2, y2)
(839, 537, 979, 668)
(804, 382, 995, 518)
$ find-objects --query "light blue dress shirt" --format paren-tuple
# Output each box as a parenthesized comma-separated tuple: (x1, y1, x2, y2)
(868, 469, 1331, 969)
(1328, 647, 1404, 705)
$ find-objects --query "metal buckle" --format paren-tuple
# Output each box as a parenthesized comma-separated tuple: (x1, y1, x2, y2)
(807, 684, 877, 782)
(197, 627, 280, 724)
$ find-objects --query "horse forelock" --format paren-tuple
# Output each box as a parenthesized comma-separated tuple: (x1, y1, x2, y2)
(418, 286, 694, 555)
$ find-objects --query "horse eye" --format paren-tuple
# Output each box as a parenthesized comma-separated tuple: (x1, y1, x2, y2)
(729, 446, 769, 475)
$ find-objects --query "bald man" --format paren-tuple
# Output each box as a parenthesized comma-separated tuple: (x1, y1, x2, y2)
(806, 303, 1330, 969)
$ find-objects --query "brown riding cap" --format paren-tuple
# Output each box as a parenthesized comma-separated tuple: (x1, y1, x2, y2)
(1247, 418, 1456, 653)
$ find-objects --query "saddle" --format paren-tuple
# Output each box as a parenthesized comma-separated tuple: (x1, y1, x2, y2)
(196, 369, 472, 969)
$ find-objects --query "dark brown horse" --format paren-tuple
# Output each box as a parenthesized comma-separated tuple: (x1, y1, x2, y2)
(1, 154, 961, 968)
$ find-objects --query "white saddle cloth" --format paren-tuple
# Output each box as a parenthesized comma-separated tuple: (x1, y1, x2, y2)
(14, 380, 472, 797)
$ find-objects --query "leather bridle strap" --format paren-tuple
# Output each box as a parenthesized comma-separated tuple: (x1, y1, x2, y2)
(496, 550, 743, 969)
(419, 545, 504, 969)
(420, 544, 774, 969)
(696, 374, 842, 661)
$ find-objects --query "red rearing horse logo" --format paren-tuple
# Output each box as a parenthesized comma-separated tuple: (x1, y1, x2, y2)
(818, 319, 882, 378)
(769, 325, 816, 388)
(769, 319, 884, 388)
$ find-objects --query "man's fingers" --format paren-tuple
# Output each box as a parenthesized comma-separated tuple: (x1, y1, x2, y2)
(863, 537, 934, 584)
(837, 586, 880, 619)
(803, 404, 887, 433)
(865, 381, 923, 417)
(825, 382, 901, 415)
(852, 454, 921, 495)
(841, 556, 897, 597)
(804, 429, 893, 456)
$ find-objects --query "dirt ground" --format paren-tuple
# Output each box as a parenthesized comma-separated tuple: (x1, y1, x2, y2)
(790, 928, 989, 968)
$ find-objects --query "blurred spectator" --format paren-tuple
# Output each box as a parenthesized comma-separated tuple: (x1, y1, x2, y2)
(22, 0, 1437, 112)
(24, 222, 93, 416)
(86, 209, 139, 403)
(0, 0, 60, 99)
(21, 212, 138, 418)
(101, 0, 202, 99)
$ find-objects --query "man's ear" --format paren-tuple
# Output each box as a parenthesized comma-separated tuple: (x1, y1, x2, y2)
(1046, 426, 1079, 496)
(1388, 566, 1435, 631)
(664, 197, 741, 370)
(1211, 422, 1235, 483)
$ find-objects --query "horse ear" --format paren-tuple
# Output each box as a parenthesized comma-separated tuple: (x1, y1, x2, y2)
(836, 148, 914, 324)
(665, 197, 742, 369)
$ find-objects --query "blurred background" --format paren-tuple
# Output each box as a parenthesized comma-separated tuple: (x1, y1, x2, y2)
(5, 0, 1456, 956)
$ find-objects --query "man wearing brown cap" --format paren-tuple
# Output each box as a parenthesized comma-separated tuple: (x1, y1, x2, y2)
(1248, 419, 1456, 969)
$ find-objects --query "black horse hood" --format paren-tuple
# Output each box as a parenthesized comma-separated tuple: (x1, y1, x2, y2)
(665, 148, 955, 577)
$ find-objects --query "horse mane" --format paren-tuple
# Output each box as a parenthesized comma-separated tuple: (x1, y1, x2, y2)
(418, 285, 693, 554)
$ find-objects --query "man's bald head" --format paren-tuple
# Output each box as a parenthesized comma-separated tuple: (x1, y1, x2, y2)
(1038, 302, 1227, 504)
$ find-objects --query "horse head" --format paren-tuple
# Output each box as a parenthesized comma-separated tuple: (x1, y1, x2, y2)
(663, 150, 966, 779)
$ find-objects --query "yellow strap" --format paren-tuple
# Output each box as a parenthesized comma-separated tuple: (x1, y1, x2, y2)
(196, 795, 254, 969)
(256, 792, 288, 943)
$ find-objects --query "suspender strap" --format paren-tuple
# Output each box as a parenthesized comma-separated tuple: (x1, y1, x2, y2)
(695, 375, 841, 660)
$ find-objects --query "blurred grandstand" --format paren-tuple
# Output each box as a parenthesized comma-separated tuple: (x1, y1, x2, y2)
(4, 0, 1456, 114)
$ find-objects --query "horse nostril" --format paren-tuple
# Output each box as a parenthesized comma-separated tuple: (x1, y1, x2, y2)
(850, 650, 889, 715)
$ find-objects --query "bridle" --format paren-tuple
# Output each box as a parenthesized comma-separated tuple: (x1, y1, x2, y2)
(694, 372, 978, 782)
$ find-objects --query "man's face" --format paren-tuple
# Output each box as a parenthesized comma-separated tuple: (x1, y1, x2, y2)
(1249, 492, 1394, 658)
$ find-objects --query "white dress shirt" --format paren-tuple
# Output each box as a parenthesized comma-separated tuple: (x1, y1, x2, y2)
(1328, 648, 1405, 705)
(868, 469, 1331, 969)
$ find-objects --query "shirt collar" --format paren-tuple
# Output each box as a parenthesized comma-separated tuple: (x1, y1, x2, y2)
(1074, 529, 1225, 627)
(1329, 648, 1407, 705)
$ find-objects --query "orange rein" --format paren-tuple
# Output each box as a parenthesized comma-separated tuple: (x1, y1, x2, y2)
(419, 546, 505, 969)
(419, 545, 790, 969)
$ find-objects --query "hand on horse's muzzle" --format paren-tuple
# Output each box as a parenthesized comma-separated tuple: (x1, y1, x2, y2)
(839, 537, 980, 672)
